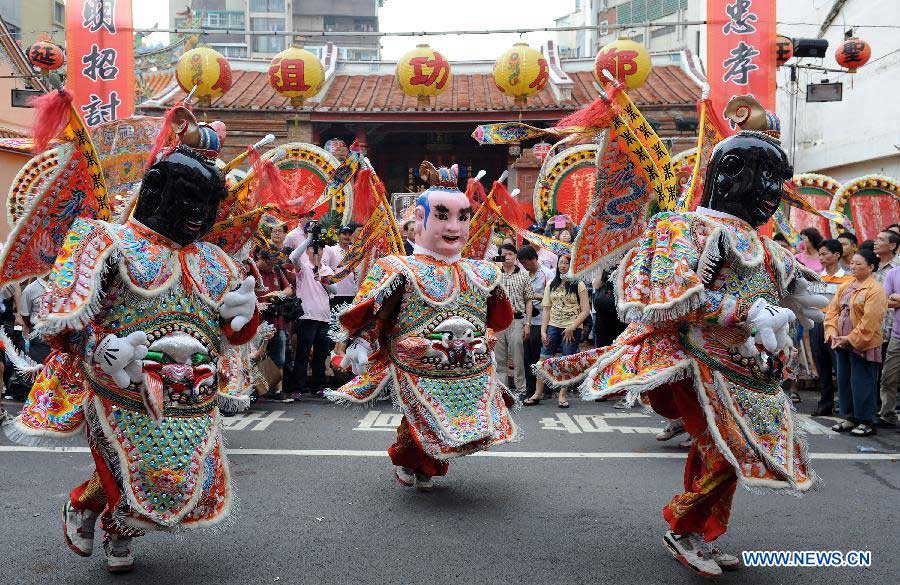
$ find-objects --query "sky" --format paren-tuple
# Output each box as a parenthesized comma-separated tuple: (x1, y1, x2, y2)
(133, 0, 571, 60)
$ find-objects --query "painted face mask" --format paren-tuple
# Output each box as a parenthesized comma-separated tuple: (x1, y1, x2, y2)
(134, 147, 227, 246)
(700, 95, 793, 228)
(414, 162, 472, 259)
(702, 134, 792, 228)
(135, 106, 228, 246)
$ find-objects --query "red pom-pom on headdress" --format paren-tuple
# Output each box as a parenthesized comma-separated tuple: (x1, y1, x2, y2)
(145, 104, 183, 169)
(29, 89, 73, 153)
(556, 93, 617, 130)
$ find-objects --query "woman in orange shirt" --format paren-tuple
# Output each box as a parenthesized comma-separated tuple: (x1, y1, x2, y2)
(824, 248, 888, 436)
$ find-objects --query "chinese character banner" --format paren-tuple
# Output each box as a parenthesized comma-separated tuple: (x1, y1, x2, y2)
(66, 0, 135, 127)
(706, 0, 776, 127)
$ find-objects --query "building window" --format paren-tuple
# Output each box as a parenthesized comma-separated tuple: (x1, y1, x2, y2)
(53, 1, 65, 26)
(250, 0, 285, 13)
(354, 18, 376, 32)
(251, 17, 286, 54)
(252, 35, 286, 54)
(202, 11, 245, 29)
(616, 0, 687, 25)
(324, 16, 336, 32)
(210, 45, 248, 59)
(650, 24, 676, 39)
(339, 48, 377, 61)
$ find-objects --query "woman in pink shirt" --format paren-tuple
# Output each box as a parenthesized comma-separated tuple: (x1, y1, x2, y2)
(795, 227, 824, 272)
(288, 231, 336, 399)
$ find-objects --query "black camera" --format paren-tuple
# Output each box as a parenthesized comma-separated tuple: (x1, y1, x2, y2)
(305, 220, 326, 253)
(261, 295, 304, 321)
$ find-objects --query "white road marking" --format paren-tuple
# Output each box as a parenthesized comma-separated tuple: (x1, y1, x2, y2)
(353, 410, 403, 431)
(541, 413, 663, 434)
(0, 445, 895, 461)
(221, 410, 294, 431)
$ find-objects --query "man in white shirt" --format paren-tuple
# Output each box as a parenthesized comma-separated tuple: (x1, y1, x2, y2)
(18, 277, 52, 365)
(322, 225, 360, 308)
(19, 278, 46, 333)
(527, 224, 558, 272)
(517, 245, 553, 396)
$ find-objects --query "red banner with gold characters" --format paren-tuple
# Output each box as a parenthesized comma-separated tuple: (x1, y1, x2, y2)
(66, 0, 135, 127)
(706, 0, 776, 128)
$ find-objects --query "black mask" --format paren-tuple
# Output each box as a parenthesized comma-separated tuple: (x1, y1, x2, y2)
(134, 147, 227, 246)
(700, 133, 793, 228)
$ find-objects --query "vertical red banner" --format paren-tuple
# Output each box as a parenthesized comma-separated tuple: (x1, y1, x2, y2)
(66, 0, 135, 127)
(706, 0, 776, 128)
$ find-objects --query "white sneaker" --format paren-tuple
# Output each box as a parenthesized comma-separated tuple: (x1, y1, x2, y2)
(62, 500, 98, 557)
(656, 419, 686, 441)
(414, 473, 434, 492)
(103, 534, 135, 573)
(394, 466, 415, 487)
(663, 531, 722, 577)
(708, 545, 740, 571)
(613, 398, 632, 410)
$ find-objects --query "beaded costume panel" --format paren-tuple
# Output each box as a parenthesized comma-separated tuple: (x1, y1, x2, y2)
(330, 254, 519, 459)
(540, 211, 817, 493)
(8, 217, 246, 530)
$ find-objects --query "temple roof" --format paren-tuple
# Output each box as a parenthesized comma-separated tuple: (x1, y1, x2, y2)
(141, 47, 703, 121)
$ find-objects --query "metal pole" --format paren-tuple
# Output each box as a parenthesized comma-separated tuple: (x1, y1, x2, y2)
(788, 64, 799, 166)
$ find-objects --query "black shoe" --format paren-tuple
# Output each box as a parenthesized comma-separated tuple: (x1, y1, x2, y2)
(874, 416, 897, 428)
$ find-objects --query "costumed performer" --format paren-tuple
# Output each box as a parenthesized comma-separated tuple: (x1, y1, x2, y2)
(328, 162, 519, 491)
(2, 104, 260, 573)
(538, 98, 827, 577)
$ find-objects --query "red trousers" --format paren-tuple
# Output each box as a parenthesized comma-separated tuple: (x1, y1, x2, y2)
(388, 418, 449, 477)
(68, 435, 130, 536)
(648, 381, 738, 541)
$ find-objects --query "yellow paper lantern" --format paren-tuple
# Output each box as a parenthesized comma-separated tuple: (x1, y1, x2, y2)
(396, 44, 452, 108)
(176, 47, 233, 106)
(593, 39, 652, 89)
(493, 42, 549, 107)
(269, 45, 325, 107)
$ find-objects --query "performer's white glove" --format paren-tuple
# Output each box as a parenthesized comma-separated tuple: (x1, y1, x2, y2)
(341, 338, 372, 376)
(747, 299, 795, 354)
(94, 332, 148, 389)
(783, 277, 829, 329)
(220, 276, 256, 332)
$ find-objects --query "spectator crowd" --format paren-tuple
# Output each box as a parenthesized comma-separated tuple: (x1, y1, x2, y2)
(1, 214, 898, 439)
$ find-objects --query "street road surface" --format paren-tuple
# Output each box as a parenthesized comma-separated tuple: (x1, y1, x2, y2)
(1, 391, 897, 584)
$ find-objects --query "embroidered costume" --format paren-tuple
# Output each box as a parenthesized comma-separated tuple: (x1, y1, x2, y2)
(536, 95, 827, 577)
(328, 162, 518, 489)
(1, 94, 260, 573)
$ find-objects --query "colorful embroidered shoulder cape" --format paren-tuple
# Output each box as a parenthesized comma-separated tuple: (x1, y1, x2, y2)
(5, 217, 256, 532)
(8, 217, 249, 443)
(329, 253, 519, 460)
(540, 211, 820, 494)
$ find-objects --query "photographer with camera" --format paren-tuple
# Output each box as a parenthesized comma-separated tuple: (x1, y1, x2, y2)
(287, 221, 337, 399)
(323, 224, 361, 309)
(254, 248, 296, 402)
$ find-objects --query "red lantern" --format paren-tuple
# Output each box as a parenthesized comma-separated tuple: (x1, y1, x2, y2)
(532, 141, 551, 163)
(27, 40, 64, 71)
(775, 35, 794, 66)
(835, 37, 871, 73)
